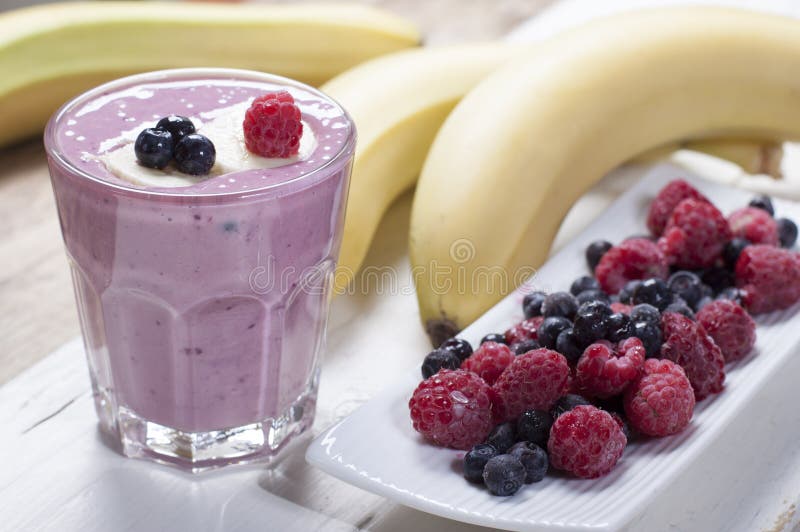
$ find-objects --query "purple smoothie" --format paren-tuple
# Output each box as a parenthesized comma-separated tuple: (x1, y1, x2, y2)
(45, 69, 355, 468)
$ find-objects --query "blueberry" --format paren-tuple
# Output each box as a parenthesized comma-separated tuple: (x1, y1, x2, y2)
(632, 278, 672, 311)
(572, 301, 613, 345)
(586, 240, 613, 272)
(174, 134, 216, 175)
(576, 289, 611, 305)
(508, 442, 549, 483)
(511, 339, 541, 355)
(618, 279, 642, 304)
(485, 422, 517, 453)
(694, 296, 714, 312)
(463, 443, 498, 483)
(421, 348, 460, 379)
(537, 316, 572, 349)
(134, 128, 173, 169)
(156, 115, 196, 142)
(701, 267, 734, 294)
(555, 328, 583, 365)
(748, 194, 775, 216)
(481, 333, 506, 345)
(630, 304, 661, 328)
(570, 275, 600, 296)
(482, 455, 526, 496)
(522, 291, 546, 318)
(541, 291, 579, 320)
(664, 299, 695, 320)
(716, 287, 743, 304)
(439, 337, 473, 362)
(631, 321, 662, 358)
(667, 271, 702, 307)
(551, 394, 591, 418)
(606, 312, 633, 342)
(516, 410, 553, 447)
(777, 218, 798, 248)
(722, 238, 751, 270)
(700, 283, 714, 298)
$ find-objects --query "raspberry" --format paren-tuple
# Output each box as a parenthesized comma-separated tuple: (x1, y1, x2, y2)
(575, 337, 646, 398)
(658, 198, 732, 269)
(243, 91, 303, 158)
(492, 349, 570, 422)
(696, 300, 756, 362)
(660, 312, 725, 400)
(461, 342, 514, 385)
(547, 405, 626, 478)
(408, 369, 493, 450)
(647, 179, 709, 236)
(595, 238, 669, 294)
(504, 316, 543, 345)
(728, 207, 779, 246)
(623, 359, 695, 436)
(735, 245, 800, 313)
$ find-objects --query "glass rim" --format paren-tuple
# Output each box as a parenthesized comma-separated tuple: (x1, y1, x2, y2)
(43, 67, 356, 200)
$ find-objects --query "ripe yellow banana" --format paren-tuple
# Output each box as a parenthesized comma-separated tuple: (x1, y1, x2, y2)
(636, 139, 784, 177)
(410, 7, 800, 342)
(0, 1, 419, 148)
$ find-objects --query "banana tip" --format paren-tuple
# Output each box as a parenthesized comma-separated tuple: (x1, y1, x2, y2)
(425, 318, 461, 348)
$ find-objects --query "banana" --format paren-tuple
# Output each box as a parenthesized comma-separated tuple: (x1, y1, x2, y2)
(0, 1, 419, 148)
(410, 7, 800, 343)
(635, 139, 784, 177)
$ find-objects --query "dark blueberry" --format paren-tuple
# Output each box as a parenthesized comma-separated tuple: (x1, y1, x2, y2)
(716, 287, 743, 304)
(463, 443, 498, 483)
(485, 422, 517, 453)
(631, 321, 662, 358)
(522, 291, 547, 318)
(576, 289, 611, 305)
(586, 240, 613, 272)
(511, 339, 541, 355)
(606, 312, 633, 342)
(421, 349, 460, 379)
(537, 316, 572, 349)
(439, 337, 473, 362)
(777, 218, 798, 248)
(555, 328, 584, 365)
(632, 278, 672, 311)
(516, 410, 553, 447)
(701, 283, 714, 298)
(541, 291, 579, 320)
(572, 301, 613, 345)
(508, 442, 548, 483)
(664, 299, 695, 320)
(701, 267, 734, 294)
(748, 194, 775, 216)
(134, 128, 173, 169)
(174, 134, 216, 175)
(667, 271, 703, 307)
(481, 333, 507, 345)
(551, 394, 591, 418)
(618, 279, 642, 304)
(722, 238, 751, 270)
(630, 303, 661, 328)
(155, 115, 196, 142)
(482, 455, 526, 496)
(570, 275, 600, 296)
(694, 296, 714, 312)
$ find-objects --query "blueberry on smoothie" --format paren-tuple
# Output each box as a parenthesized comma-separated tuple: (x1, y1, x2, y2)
(174, 133, 216, 175)
(134, 128, 173, 169)
(156, 115, 196, 142)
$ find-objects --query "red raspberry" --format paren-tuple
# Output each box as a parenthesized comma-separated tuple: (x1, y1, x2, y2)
(595, 238, 669, 294)
(575, 337, 645, 398)
(460, 342, 514, 385)
(492, 349, 570, 422)
(647, 179, 709, 236)
(658, 198, 732, 269)
(696, 300, 756, 362)
(504, 316, 544, 345)
(728, 207, 779, 246)
(408, 369, 493, 450)
(660, 312, 725, 400)
(735, 244, 800, 314)
(242, 91, 303, 158)
(624, 359, 695, 437)
(610, 302, 632, 314)
(547, 405, 626, 478)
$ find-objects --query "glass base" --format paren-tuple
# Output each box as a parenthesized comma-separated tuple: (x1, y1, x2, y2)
(94, 387, 317, 472)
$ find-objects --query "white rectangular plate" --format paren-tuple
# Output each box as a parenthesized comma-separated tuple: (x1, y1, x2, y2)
(306, 165, 800, 532)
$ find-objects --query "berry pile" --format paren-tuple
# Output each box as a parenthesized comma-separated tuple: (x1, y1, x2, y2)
(409, 179, 798, 496)
(134, 115, 216, 175)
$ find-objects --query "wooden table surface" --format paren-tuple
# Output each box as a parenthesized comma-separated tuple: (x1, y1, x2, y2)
(0, 0, 555, 386)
